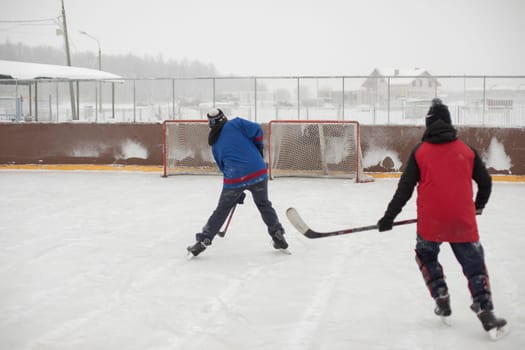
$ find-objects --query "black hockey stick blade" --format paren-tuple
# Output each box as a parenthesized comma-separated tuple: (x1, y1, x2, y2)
(286, 207, 417, 239)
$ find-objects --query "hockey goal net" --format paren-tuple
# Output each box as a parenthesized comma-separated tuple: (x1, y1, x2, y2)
(162, 120, 220, 177)
(268, 120, 371, 182)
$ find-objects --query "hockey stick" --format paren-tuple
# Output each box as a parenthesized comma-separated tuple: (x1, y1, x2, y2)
(286, 207, 417, 239)
(217, 204, 237, 237)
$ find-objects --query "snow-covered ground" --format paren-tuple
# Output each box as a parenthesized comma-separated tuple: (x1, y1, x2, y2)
(0, 170, 523, 350)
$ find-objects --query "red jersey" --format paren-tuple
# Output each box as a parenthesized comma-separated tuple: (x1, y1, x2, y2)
(380, 121, 492, 243)
(415, 140, 478, 242)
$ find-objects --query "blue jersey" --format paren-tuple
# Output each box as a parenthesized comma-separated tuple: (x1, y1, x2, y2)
(211, 117, 267, 189)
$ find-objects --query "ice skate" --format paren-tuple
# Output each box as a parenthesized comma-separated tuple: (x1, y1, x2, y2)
(270, 229, 290, 254)
(186, 238, 212, 259)
(434, 288, 451, 325)
(471, 303, 508, 340)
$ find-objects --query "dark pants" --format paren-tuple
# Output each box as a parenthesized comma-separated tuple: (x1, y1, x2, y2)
(197, 179, 283, 242)
(415, 235, 493, 311)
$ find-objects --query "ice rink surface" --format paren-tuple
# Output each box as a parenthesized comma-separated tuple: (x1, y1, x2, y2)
(1, 170, 524, 349)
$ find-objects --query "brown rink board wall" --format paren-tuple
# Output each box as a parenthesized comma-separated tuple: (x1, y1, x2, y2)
(359, 125, 525, 175)
(0, 123, 163, 166)
(0, 123, 523, 176)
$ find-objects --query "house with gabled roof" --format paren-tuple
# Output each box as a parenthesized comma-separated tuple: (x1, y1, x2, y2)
(361, 67, 440, 105)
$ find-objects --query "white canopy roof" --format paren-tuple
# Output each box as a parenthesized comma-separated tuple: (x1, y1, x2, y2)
(0, 60, 122, 81)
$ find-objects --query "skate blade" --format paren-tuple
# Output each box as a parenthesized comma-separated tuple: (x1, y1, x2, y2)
(488, 325, 510, 341)
(270, 240, 291, 255)
(186, 246, 198, 260)
(440, 316, 452, 326)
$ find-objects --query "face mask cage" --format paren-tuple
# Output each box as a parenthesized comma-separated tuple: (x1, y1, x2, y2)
(208, 116, 224, 127)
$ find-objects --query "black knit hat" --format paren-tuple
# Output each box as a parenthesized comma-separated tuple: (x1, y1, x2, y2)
(207, 108, 226, 127)
(425, 98, 451, 127)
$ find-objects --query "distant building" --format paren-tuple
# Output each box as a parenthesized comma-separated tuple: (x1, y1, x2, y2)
(361, 68, 440, 106)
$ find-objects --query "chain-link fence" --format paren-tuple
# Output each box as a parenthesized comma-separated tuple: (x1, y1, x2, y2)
(1, 75, 524, 127)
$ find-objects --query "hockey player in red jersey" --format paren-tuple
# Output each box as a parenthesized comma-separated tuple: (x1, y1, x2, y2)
(377, 98, 507, 339)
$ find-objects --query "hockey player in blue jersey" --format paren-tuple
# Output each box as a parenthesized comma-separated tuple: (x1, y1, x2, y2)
(187, 108, 288, 257)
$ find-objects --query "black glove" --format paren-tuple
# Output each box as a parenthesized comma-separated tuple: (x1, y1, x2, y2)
(237, 192, 246, 204)
(377, 215, 394, 232)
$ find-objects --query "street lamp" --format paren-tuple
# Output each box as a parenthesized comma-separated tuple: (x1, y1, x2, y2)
(79, 30, 101, 70)
(79, 30, 102, 118)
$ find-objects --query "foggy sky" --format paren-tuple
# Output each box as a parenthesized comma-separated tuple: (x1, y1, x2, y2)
(1, 0, 524, 76)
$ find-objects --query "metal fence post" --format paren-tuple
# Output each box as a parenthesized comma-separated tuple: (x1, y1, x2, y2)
(254, 78, 257, 122)
(172, 79, 175, 119)
(76, 81, 80, 120)
(482, 76, 486, 125)
(297, 77, 300, 119)
(342, 77, 345, 120)
(387, 77, 391, 124)
(213, 78, 216, 107)
(34, 81, 38, 121)
(133, 79, 136, 123)
(15, 96, 22, 121)
(55, 82, 59, 122)
(111, 82, 115, 119)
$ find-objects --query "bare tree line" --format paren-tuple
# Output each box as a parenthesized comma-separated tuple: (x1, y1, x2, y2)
(0, 41, 218, 78)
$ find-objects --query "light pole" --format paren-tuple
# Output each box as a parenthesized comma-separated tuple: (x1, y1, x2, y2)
(79, 30, 102, 118)
(79, 30, 101, 70)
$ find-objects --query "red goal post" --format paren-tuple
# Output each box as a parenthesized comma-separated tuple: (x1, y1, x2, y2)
(268, 120, 372, 183)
